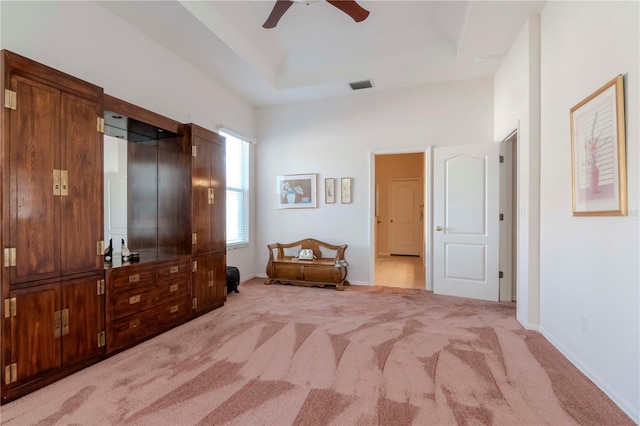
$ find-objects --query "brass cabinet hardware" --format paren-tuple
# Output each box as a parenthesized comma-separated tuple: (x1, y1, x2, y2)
(4, 89, 17, 110)
(129, 319, 140, 328)
(435, 226, 443, 231)
(97, 240, 104, 256)
(192, 260, 197, 272)
(5, 363, 17, 385)
(129, 274, 140, 283)
(169, 305, 179, 314)
(97, 279, 105, 295)
(169, 284, 179, 292)
(129, 295, 141, 304)
(4, 248, 16, 267)
(60, 170, 68, 196)
(53, 169, 61, 196)
(192, 298, 197, 309)
(97, 117, 104, 133)
(61, 308, 70, 336)
(97, 331, 106, 348)
(192, 233, 197, 245)
(4, 298, 16, 318)
(53, 310, 62, 338)
(192, 145, 197, 157)
(169, 266, 179, 274)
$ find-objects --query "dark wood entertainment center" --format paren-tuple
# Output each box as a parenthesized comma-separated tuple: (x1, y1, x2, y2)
(0, 50, 227, 403)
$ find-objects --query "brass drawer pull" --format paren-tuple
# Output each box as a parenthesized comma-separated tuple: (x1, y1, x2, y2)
(169, 266, 179, 274)
(170, 305, 179, 313)
(129, 295, 141, 304)
(129, 274, 140, 283)
(129, 319, 140, 328)
(169, 284, 179, 292)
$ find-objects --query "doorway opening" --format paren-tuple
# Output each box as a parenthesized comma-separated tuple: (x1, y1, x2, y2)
(500, 131, 518, 302)
(373, 152, 425, 289)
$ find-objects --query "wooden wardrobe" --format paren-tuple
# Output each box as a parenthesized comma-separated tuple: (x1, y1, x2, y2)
(1, 50, 227, 403)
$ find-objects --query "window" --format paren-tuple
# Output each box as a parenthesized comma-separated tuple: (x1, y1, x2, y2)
(221, 131, 250, 248)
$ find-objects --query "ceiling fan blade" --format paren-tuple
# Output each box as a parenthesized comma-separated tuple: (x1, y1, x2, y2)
(327, 0, 370, 23)
(263, 0, 294, 29)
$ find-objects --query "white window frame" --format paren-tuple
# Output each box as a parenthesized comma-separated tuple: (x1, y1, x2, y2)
(220, 129, 251, 249)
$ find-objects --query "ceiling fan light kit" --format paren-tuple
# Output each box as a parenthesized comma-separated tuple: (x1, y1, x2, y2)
(263, 0, 370, 29)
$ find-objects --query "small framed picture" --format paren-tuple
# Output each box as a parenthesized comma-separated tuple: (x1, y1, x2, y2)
(341, 177, 352, 204)
(276, 173, 317, 209)
(325, 178, 336, 204)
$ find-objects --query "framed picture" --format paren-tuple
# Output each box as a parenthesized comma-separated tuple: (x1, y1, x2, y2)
(325, 178, 336, 204)
(276, 173, 317, 209)
(341, 177, 352, 204)
(570, 74, 627, 216)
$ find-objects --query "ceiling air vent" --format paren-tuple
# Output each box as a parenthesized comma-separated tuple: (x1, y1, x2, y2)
(349, 79, 374, 91)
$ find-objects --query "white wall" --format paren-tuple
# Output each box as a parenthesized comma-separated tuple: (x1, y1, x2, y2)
(0, 1, 258, 280)
(256, 78, 494, 284)
(538, 1, 639, 420)
(495, 1, 640, 422)
(493, 17, 541, 329)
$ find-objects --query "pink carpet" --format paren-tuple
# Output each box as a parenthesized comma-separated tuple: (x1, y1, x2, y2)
(0, 278, 632, 425)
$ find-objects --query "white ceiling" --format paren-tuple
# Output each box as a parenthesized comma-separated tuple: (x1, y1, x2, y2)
(99, 0, 545, 107)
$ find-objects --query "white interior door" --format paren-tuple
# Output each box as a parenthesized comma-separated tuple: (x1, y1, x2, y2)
(433, 143, 500, 301)
(389, 178, 422, 255)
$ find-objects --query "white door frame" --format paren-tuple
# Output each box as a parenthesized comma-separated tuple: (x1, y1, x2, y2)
(371, 142, 515, 297)
(369, 148, 431, 290)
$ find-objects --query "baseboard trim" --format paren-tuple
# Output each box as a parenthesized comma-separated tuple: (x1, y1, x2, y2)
(539, 326, 638, 424)
(239, 273, 258, 284)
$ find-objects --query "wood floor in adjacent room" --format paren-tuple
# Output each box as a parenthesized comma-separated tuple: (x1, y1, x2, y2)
(375, 255, 425, 289)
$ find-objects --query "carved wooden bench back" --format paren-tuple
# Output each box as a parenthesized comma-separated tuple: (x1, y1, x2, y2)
(300, 238, 322, 260)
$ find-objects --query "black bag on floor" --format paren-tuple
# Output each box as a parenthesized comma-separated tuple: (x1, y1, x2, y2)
(226, 266, 240, 294)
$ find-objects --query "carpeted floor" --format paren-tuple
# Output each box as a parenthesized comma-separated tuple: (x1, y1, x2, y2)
(0, 278, 632, 425)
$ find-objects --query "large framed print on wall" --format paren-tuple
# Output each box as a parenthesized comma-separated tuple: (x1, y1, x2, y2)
(570, 75, 627, 216)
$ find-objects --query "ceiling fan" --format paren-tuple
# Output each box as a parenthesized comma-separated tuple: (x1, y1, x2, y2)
(263, 0, 370, 29)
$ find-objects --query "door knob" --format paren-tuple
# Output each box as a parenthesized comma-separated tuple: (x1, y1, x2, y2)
(435, 226, 443, 231)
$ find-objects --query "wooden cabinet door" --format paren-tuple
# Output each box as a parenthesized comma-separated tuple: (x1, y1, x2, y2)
(211, 251, 227, 306)
(192, 129, 226, 254)
(5, 75, 102, 283)
(192, 253, 213, 314)
(61, 275, 104, 366)
(192, 134, 214, 254)
(8, 284, 61, 386)
(210, 139, 226, 252)
(6, 75, 61, 284)
(60, 93, 103, 276)
(192, 252, 225, 313)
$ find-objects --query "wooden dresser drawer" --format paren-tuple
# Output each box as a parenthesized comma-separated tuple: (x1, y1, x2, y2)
(107, 295, 190, 354)
(108, 264, 156, 290)
(157, 258, 190, 279)
(108, 283, 158, 320)
(156, 274, 190, 299)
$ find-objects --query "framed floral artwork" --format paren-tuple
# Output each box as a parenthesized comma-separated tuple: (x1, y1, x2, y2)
(570, 75, 627, 216)
(276, 174, 317, 209)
